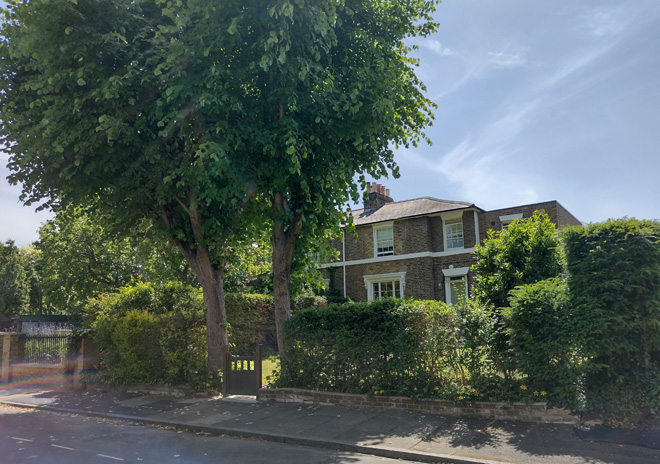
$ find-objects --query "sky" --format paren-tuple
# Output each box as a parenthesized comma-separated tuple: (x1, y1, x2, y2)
(2, 0, 659, 246)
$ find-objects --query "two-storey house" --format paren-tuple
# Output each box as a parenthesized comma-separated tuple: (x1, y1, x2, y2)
(321, 183, 581, 303)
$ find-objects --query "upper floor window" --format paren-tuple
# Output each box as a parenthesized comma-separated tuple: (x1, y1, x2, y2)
(373, 224, 394, 257)
(445, 219, 464, 249)
(500, 213, 523, 230)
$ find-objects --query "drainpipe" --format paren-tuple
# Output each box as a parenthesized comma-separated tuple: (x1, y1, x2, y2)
(342, 229, 347, 298)
(473, 210, 480, 245)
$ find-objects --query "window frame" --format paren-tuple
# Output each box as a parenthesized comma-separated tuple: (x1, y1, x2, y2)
(373, 222, 394, 257)
(499, 213, 523, 230)
(364, 272, 405, 301)
(441, 211, 465, 251)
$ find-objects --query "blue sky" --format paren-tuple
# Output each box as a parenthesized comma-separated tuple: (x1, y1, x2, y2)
(2, 0, 659, 245)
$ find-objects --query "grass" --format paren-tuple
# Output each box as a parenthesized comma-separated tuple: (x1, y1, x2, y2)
(262, 354, 280, 386)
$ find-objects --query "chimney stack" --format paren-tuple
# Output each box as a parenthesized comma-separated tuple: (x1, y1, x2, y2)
(364, 182, 394, 210)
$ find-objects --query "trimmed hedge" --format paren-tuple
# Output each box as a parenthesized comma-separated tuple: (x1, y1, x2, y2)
(84, 282, 274, 388)
(563, 219, 660, 418)
(275, 298, 498, 399)
(505, 278, 580, 409)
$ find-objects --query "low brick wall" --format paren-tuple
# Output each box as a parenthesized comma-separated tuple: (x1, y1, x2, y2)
(257, 388, 577, 424)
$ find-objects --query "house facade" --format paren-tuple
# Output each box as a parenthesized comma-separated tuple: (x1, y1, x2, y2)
(321, 183, 581, 303)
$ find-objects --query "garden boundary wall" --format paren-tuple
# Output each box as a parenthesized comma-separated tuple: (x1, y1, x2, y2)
(257, 388, 577, 424)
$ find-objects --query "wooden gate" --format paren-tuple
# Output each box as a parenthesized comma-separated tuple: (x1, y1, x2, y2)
(225, 345, 262, 395)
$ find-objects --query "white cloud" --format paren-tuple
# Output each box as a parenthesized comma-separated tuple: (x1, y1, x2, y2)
(488, 51, 525, 68)
(423, 40, 455, 56)
(582, 5, 628, 38)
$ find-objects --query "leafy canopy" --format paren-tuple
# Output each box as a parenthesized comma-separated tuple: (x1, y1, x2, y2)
(472, 211, 564, 310)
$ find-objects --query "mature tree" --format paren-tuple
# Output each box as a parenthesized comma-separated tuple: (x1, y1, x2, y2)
(215, 1, 439, 353)
(0, 240, 31, 315)
(36, 203, 197, 315)
(0, 0, 437, 371)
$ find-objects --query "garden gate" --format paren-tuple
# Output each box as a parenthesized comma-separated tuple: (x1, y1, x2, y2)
(225, 345, 262, 395)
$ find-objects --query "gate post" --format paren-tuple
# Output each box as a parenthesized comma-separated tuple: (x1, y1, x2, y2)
(222, 351, 229, 397)
(1, 333, 23, 383)
(255, 344, 262, 393)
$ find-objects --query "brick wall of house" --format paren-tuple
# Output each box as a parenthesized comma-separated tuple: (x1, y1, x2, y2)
(479, 200, 578, 242)
(556, 202, 582, 228)
(397, 217, 432, 254)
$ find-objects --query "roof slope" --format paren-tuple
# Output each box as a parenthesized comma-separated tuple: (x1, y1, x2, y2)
(351, 197, 479, 226)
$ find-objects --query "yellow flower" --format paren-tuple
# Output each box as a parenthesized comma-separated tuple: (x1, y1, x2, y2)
(533, 391, 539, 396)
(380, 390, 384, 395)
(520, 385, 528, 391)
(374, 391, 379, 395)
(470, 388, 476, 393)
(434, 386, 439, 391)
(458, 396, 464, 400)
(541, 391, 547, 396)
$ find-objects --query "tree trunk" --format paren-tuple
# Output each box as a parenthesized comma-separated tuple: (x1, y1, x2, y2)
(271, 218, 299, 361)
(177, 241, 229, 391)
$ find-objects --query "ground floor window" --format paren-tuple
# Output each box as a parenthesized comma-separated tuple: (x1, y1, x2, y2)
(364, 272, 406, 301)
(372, 280, 402, 299)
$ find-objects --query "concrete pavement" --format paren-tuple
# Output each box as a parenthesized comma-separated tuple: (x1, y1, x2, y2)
(0, 386, 658, 464)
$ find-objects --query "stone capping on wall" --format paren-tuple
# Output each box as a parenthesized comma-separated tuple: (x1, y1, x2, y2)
(257, 388, 577, 424)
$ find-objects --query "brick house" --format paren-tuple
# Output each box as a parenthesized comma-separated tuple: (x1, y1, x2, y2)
(320, 183, 581, 303)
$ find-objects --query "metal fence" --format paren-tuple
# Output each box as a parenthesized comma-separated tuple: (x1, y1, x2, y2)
(20, 334, 71, 364)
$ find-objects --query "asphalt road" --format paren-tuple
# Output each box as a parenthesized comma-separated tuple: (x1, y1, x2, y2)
(0, 405, 421, 464)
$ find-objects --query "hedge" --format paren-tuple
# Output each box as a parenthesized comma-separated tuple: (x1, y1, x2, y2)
(274, 298, 502, 400)
(84, 282, 274, 388)
(563, 219, 660, 418)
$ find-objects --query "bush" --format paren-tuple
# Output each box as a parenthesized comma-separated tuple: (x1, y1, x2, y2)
(563, 219, 660, 420)
(225, 293, 275, 354)
(85, 282, 275, 388)
(472, 211, 564, 373)
(505, 278, 580, 408)
(276, 298, 496, 398)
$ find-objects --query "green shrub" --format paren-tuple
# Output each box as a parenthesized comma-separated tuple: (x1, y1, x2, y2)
(563, 219, 660, 420)
(276, 298, 495, 398)
(472, 211, 564, 374)
(111, 310, 163, 383)
(505, 278, 580, 408)
(85, 282, 274, 387)
(225, 293, 274, 355)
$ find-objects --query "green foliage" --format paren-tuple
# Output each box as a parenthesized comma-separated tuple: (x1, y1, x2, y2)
(0, 0, 440, 361)
(473, 211, 564, 309)
(86, 282, 275, 387)
(36, 203, 198, 315)
(111, 310, 163, 383)
(276, 298, 496, 398)
(563, 219, 660, 419)
(291, 292, 327, 313)
(0, 240, 33, 315)
(505, 278, 580, 408)
(225, 293, 276, 355)
(472, 211, 564, 370)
